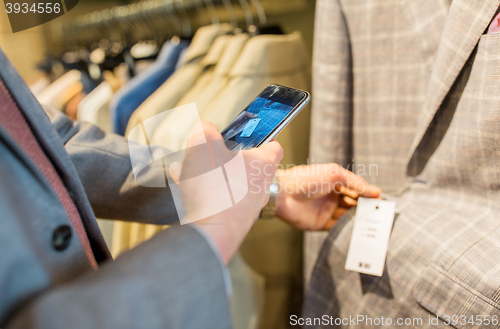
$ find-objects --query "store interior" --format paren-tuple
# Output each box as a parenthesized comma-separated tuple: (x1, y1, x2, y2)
(0, 1, 317, 328)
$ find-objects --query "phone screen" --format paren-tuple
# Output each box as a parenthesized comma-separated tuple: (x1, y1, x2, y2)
(221, 85, 309, 150)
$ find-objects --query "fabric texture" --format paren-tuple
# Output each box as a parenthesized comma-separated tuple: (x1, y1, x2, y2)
(0, 46, 232, 329)
(304, 0, 500, 327)
(109, 39, 190, 136)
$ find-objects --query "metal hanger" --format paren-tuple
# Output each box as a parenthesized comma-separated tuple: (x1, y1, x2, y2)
(126, 3, 144, 44)
(150, 1, 170, 44)
(155, 0, 177, 42)
(204, 0, 220, 25)
(237, 0, 254, 29)
(193, 0, 209, 26)
(133, 2, 154, 43)
(249, 0, 267, 26)
(174, 0, 193, 37)
(222, 0, 238, 28)
(164, 0, 184, 37)
(139, 1, 163, 44)
(113, 5, 135, 47)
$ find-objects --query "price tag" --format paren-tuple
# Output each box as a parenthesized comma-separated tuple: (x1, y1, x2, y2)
(345, 197, 396, 277)
(240, 118, 261, 138)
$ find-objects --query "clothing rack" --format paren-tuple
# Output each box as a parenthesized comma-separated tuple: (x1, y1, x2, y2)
(51, 0, 309, 55)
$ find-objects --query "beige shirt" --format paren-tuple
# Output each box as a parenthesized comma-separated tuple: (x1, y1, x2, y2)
(151, 33, 250, 150)
(125, 24, 232, 142)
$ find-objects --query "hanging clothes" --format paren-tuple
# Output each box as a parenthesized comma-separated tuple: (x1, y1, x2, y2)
(77, 81, 114, 132)
(109, 30, 310, 329)
(130, 32, 310, 254)
(112, 24, 232, 255)
(151, 33, 250, 151)
(77, 69, 128, 133)
(202, 32, 309, 131)
(188, 33, 250, 113)
(177, 32, 310, 164)
(116, 35, 236, 245)
(37, 70, 83, 111)
(172, 34, 233, 114)
(111, 63, 131, 88)
(109, 38, 190, 136)
(125, 24, 233, 140)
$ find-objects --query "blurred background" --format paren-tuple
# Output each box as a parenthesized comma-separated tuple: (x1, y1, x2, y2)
(0, 1, 316, 328)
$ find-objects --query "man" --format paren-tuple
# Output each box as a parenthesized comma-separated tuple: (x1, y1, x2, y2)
(0, 45, 379, 329)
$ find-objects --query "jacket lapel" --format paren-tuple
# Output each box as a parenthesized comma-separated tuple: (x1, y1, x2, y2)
(0, 50, 61, 186)
(406, 0, 500, 174)
(0, 48, 66, 170)
(0, 47, 111, 261)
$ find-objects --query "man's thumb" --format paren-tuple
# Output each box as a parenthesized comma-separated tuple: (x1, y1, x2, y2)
(258, 140, 284, 165)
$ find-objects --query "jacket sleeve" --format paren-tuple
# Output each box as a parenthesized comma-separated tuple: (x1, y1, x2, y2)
(4, 225, 233, 329)
(44, 106, 180, 224)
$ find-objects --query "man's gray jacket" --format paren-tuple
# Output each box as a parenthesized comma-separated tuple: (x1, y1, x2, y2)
(0, 47, 232, 329)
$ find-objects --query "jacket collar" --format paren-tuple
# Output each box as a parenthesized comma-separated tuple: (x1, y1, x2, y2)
(183, 23, 233, 63)
(214, 33, 249, 76)
(406, 0, 500, 174)
(229, 32, 310, 77)
(200, 34, 232, 68)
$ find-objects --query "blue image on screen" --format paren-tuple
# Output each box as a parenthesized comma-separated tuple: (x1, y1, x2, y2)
(222, 97, 294, 150)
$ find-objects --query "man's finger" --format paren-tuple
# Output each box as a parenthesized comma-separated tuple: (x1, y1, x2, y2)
(339, 196, 357, 208)
(336, 186, 359, 199)
(328, 165, 381, 198)
(359, 184, 382, 198)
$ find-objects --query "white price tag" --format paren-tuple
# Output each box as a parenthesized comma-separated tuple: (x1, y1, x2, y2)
(345, 197, 396, 277)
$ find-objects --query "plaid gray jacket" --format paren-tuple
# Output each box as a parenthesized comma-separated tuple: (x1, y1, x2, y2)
(304, 0, 500, 327)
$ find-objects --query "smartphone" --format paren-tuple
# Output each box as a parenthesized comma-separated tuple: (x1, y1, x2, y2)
(221, 84, 310, 150)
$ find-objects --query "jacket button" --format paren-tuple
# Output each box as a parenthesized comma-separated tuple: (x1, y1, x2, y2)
(52, 225, 72, 251)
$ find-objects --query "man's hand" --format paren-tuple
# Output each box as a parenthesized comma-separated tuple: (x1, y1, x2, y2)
(169, 122, 283, 265)
(275, 164, 381, 231)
